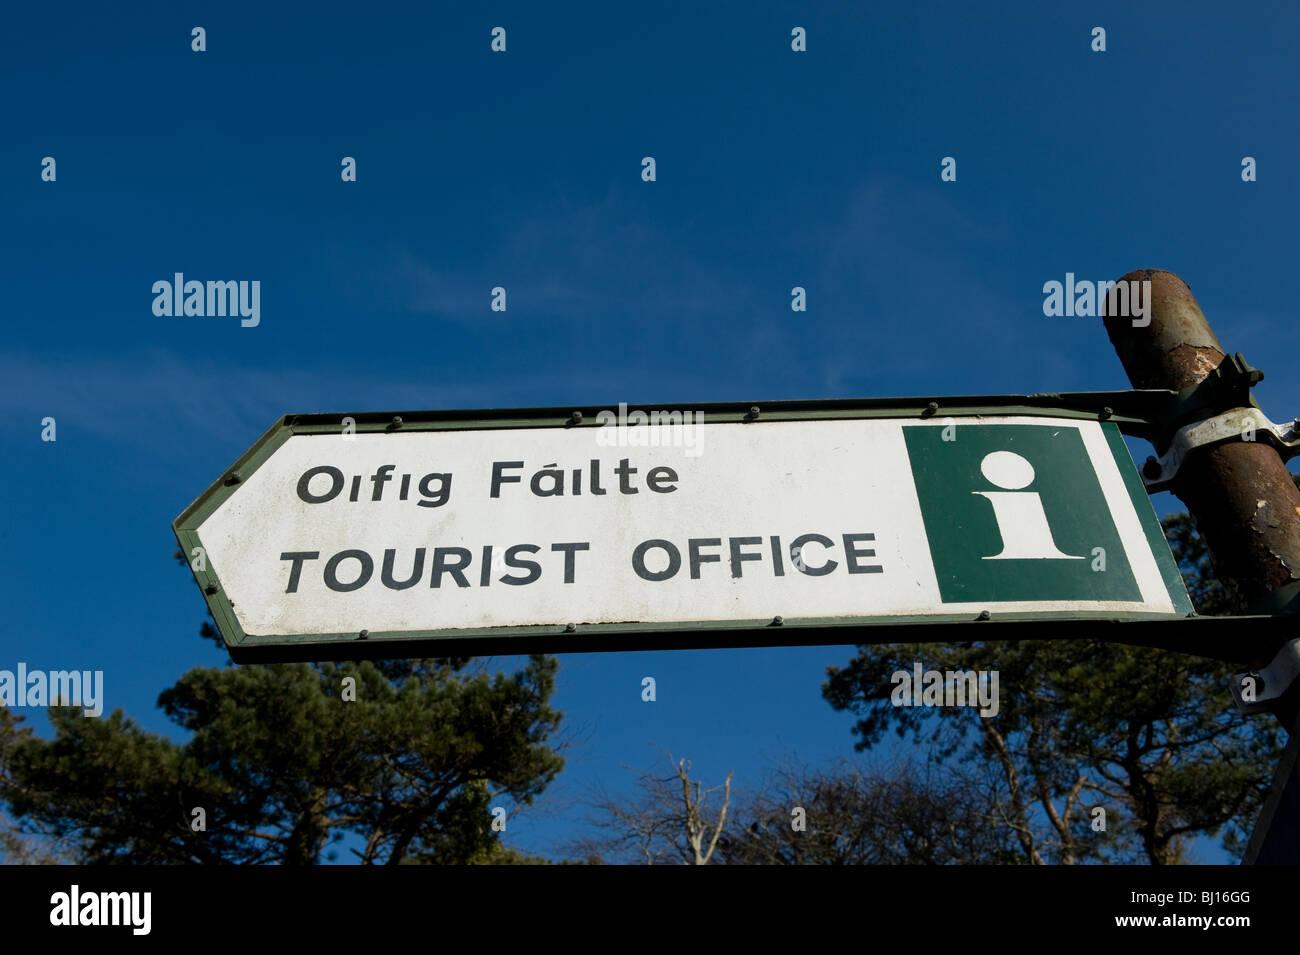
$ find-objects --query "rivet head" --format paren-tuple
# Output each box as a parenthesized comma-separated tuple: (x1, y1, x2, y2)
(1100, 407, 1113, 420)
(224, 471, 242, 485)
(749, 405, 760, 418)
(359, 629, 369, 640)
(570, 411, 583, 424)
(564, 623, 576, 633)
(925, 401, 939, 416)
(772, 615, 784, 626)
(977, 610, 991, 621)
(390, 415, 403, 429)
(204, 583, 219, 595)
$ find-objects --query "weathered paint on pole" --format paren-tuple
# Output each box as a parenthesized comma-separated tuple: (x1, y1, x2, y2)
(1103, 269, 1300, 621)
(1103, 268, 1300, 863)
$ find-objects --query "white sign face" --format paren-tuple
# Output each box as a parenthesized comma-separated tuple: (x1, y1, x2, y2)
(185, 413, 1190, 649)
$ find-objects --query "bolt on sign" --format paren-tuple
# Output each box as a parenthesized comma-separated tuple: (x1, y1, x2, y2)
(173, 400, 1193, 661)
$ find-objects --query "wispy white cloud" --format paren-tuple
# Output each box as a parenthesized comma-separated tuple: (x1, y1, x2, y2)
(393, 191, 764, 327)
(0, 344, 741, 448)
(0, 348, 564, 447)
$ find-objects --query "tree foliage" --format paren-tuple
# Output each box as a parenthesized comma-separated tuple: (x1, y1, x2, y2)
(820, 508, 1285, 864)
(570, 501, 1288, 865)
(718, 757, 1022, 865)
(1162, 513, 1231, 616)
(566, 753, 732, 865)
(0, 601, 565, 863)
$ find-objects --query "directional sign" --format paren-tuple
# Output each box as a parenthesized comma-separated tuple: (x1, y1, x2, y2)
(174, 400, 1193, 660)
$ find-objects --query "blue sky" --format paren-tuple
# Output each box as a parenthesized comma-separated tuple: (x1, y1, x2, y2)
(3, 0, 1297, 863)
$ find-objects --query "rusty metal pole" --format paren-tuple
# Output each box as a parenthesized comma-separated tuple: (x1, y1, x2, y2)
(1104, 270, 1300, 613)
(1103, 268, 1300, 863)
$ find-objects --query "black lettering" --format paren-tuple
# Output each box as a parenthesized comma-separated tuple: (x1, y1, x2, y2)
(417, 472, 452, 507)
(324, 549, 374, 592)
(646, 466, 678, 493)
(530, 464, 564, 497)
(791, 533, 837, 576)
(280, 551, 320, 592)
(381, 547, 425, 589)
(430, 547, 472, 588)
(843, 533, 883, 574)
(633, 539, 680, 582)
(296, 466, 343, 504)
(551, 542, 590, 583)
(728, 537, 762, 578)
(689, 538, 722, 579)
(501, 544, 541, 585)
(491, 461, 523, 498)
(370, 465, 396, 501)
(615, 457, 638, 494)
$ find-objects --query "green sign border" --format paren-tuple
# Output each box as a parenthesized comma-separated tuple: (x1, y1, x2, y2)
(174, 395, 1221, 664)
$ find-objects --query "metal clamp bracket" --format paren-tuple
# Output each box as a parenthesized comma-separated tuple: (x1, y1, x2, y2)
(1140, 408, 1300, 493)
(1232, 638, 1300, 714)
